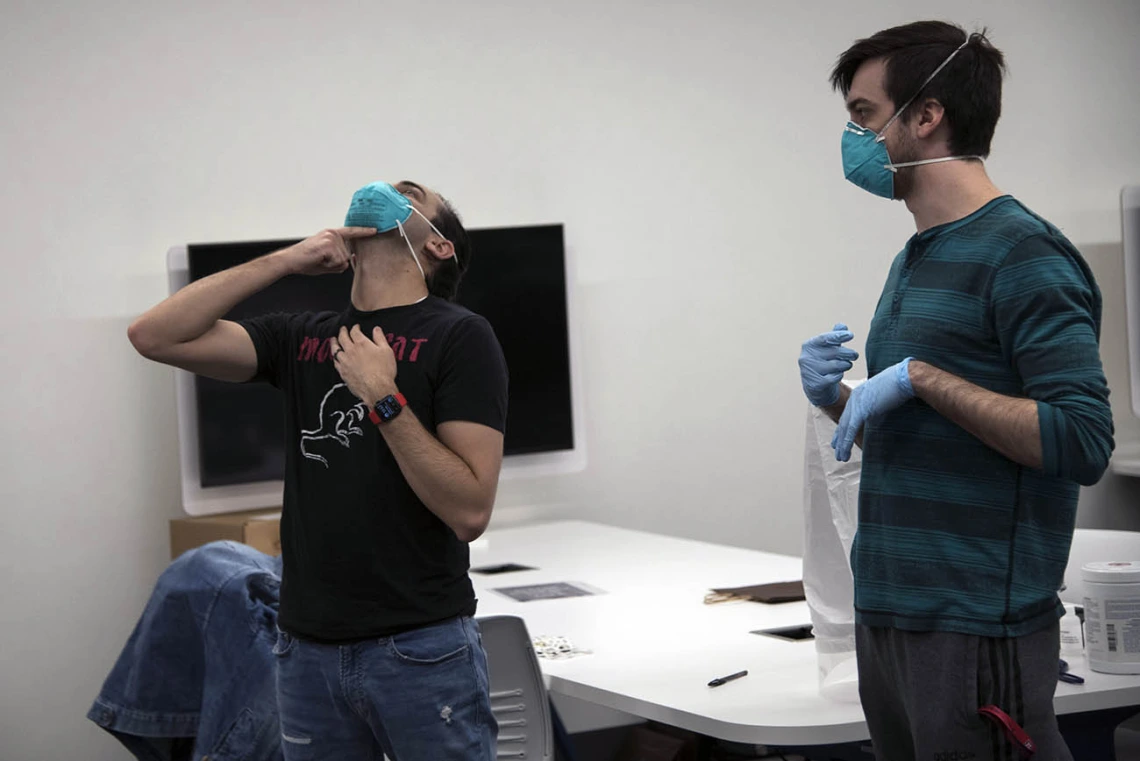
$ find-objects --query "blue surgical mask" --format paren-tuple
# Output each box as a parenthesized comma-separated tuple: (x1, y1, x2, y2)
(344, 182, 456, 281)
(840, 38, 982, 199)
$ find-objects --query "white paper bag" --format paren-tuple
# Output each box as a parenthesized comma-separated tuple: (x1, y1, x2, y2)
(802, 402, 862, 702)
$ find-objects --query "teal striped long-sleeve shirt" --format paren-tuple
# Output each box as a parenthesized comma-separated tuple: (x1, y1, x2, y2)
(854, 195, 1115, 638)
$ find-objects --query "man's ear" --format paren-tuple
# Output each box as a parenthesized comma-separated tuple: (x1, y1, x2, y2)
(914, 98, 946, 140)
(423, 237, 456, 263)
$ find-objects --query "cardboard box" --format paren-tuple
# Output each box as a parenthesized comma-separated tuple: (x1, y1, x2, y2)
(170, 509, 282, 559)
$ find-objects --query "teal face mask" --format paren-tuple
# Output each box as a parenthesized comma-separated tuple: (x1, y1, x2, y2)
(840, 37, 981, 199)
(344, 182, 456, 281)
(345, 181, 414, 233)
(842, 122, 896, 199)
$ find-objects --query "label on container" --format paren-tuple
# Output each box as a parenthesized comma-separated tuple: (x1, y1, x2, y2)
(1084, 595, 1140, 660)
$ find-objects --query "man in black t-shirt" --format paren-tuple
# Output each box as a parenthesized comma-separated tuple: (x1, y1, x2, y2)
(129, 181, 507, 760)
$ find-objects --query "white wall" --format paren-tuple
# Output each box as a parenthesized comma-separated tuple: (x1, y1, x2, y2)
(2, 1, 1138, 758)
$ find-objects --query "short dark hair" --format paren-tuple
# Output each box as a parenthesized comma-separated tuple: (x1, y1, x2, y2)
(830, 20, 1007, 157)
(426, 195, 472, 302)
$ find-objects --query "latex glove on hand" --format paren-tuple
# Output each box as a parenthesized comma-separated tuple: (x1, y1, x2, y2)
(832, 357, 915, 462)
(799, 323, 860, 407)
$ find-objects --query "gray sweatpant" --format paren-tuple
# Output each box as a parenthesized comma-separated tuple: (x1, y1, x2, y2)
(856, 620, 1072, 761)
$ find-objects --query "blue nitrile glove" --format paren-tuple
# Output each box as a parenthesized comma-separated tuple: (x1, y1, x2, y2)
(831, 358, 915, 462)
(798, 323, 860, 407)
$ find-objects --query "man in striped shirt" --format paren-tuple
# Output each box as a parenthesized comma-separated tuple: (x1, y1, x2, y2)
(797, 20, 1114, 760)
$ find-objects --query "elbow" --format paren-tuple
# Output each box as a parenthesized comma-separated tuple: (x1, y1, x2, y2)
(1074, 469, 1107, 488)
(127, 319, 159, 359)
(1039, 398, 1114, 487)
(1068, 420, 1115, 486)
(1071, 449, 1112, 487)
(127, 317, 176, 362)
(453, 503, 493, 543)
(454, 527, 484, 544)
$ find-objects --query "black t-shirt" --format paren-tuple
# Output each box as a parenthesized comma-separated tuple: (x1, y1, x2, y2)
(239, 296, 508, 641)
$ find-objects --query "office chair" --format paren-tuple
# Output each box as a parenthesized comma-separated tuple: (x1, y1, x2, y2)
(478, 615, 555, 760)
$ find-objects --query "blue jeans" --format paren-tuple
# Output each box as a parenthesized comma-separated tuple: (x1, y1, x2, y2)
(274, 616, 497, 761)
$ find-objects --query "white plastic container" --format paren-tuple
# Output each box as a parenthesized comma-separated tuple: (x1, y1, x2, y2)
(1059, 602, 1084, 658)
(1082, 561, 1140, 674)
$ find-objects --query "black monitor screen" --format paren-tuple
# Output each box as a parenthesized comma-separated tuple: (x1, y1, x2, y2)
(187, 224, 573, 488)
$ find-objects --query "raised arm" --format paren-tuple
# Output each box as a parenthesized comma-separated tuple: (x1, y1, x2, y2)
(127, 227, 374, 381)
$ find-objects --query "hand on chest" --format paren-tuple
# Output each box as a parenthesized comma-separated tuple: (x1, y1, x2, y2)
(290, 327, 438, 469)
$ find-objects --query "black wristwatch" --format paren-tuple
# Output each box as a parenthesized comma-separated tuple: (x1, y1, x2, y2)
(368, 393, 407, 425)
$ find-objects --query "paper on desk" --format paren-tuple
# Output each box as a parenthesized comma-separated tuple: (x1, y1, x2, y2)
(493, 581, 603, 602)
(708, 580, 806, 604)
(532, 634, 592, 659)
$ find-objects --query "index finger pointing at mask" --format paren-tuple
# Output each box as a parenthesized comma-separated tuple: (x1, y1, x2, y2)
(336, 226, 378, 239)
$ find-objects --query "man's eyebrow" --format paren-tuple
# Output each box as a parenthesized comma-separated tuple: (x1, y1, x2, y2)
(846, 97, 873, 111)
(398, 180, 423, 194)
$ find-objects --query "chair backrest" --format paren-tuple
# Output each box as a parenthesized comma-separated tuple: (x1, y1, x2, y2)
(1061, 528, 1140, 604)
(478, 615, 553, 761)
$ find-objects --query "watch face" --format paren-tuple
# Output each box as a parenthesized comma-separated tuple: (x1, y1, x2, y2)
(376, 395, 402, 421)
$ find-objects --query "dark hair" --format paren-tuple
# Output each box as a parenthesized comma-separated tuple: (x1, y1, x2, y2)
(830, 21, 1006, 157)
(426, 195, 472, 302)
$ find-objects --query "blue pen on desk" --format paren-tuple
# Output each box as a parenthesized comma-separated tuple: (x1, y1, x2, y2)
(1059, 659, 1084, 685)
(708, 670, 748, 687)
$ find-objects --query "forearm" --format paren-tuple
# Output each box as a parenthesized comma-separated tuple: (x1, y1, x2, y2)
(908, 360, 1042, 469)
(822, 384, 864, 450)
(821, 384, 850, 425)
(376, 406, 494, 542)
(129, 250, 293, 352)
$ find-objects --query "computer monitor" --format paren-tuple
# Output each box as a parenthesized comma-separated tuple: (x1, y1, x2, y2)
(167, 224, 586, 516)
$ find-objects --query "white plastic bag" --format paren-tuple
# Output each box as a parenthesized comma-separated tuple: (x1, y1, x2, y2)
(802, 402, 862, 702)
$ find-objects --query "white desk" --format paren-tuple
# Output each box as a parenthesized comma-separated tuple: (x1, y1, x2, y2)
(471, 520, 1140, 747)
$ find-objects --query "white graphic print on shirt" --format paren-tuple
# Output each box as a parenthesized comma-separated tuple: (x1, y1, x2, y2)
(300, 383, 368, 467)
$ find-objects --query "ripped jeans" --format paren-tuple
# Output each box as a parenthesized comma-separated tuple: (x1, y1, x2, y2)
(274, 616, 497, 761)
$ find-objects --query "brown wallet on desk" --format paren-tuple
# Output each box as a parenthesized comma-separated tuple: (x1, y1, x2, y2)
(705, 580, 806, 604)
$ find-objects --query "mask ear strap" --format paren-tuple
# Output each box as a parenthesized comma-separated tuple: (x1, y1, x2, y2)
(409, 206, 459, 269)
(875, 36, 972, 143)
(395, 219, 427, 281)
(886, 155, 985, 172)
